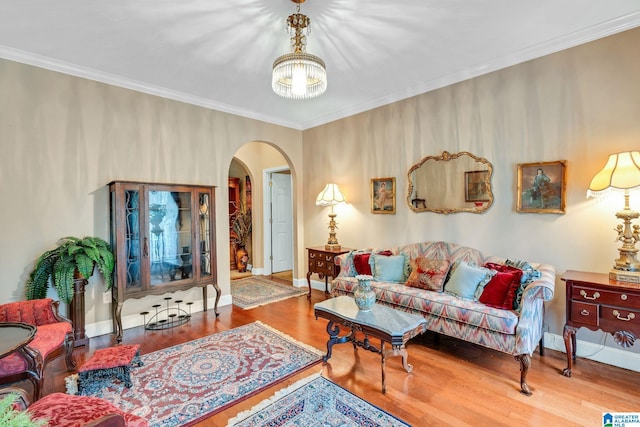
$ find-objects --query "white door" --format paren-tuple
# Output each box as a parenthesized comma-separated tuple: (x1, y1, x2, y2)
(271, 172, 293, 272)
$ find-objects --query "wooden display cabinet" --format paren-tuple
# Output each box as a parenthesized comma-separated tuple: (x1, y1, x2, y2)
(109, 181, 220, 342)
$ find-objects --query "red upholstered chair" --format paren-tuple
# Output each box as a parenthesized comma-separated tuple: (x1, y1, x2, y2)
(0, 387, 148, 427)
(0, 298, 76, 400)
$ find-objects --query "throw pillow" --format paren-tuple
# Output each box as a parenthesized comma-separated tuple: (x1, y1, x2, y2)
(405, 258, 451, 292)
(478, 270, 523, 309)
(353, 250, 393, 275)
(504, 259, 542, 312)
(370, 254, 407, 282)
(444, 261, 495, 300)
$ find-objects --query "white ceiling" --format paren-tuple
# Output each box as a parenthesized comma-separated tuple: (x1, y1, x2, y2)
(1, 1, 640, 130)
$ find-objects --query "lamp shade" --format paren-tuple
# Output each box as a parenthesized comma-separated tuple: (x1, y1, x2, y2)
(588, 151, 640, 197)
(316, 183, 346, 206)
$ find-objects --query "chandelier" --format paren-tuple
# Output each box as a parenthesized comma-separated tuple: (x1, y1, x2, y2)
(272, 0, 327, 100)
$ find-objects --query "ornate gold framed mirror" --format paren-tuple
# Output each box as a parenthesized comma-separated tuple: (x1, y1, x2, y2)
(407, 151, 494, 214)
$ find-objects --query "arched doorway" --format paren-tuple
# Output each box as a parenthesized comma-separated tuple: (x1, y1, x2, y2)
(228, 142, 294, 280)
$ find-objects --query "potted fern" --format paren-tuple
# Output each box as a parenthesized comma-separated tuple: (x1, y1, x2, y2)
(25, 236, 115, 346)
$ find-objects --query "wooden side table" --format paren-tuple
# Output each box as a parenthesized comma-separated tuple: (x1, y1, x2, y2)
(561, 270, 640, 377)
(306, 246, 351, 298)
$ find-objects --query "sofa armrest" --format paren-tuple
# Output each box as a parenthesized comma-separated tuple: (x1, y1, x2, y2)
(334, 253, 352, 278)
(523, 263, 555, 302)
(49, 300, 72, 325)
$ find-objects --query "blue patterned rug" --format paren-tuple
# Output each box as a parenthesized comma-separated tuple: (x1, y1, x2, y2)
(80, 322, 323, 426)
(228, 374, 411, 427)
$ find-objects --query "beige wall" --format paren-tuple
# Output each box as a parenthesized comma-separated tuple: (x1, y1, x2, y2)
(0, 58, 302, 331)
(2, 27, 640, 363)
(303, 28, 640, 356)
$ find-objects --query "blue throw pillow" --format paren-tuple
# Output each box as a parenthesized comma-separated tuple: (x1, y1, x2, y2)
(370, 254, 407, 282)
(444, 261, 495, 300)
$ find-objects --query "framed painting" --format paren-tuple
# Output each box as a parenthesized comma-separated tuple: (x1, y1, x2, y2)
(516, 160, 567, 214)
(464, 170, 491, 202)
(371, 177, 396, 214)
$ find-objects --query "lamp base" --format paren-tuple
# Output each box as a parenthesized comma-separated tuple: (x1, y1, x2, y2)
(610, 269, 640, 284)
(325, 243, 341, 251)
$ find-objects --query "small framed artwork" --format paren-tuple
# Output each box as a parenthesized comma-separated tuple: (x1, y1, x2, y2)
(516, 160, 567, 214)
(371, 177, 396, 214)
(464, 170, 491, 203)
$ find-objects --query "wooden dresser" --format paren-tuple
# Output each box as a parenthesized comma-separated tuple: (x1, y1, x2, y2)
(561, 270, 640, 377)
(306, 246, 351, 298)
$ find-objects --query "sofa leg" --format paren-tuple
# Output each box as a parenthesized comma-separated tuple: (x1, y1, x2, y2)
(514, 354, 532, 396)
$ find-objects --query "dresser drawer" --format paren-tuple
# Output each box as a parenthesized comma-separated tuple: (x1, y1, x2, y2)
(570, 301, 598, 326)
(572, 285, 640, 309)
(308, 254, 336, 276)
(600, 306, 640, 335)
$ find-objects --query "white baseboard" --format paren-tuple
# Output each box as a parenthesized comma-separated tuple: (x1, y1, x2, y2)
(543, 332, 640, 373)
(85, 294, 233, 338)
(90, 292, 640, 374)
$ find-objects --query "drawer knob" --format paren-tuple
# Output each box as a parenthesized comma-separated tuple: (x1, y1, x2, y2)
(580, 309, 590, 316)
(612, 310, 635, 321)
(580, 290, 600, 300)
(310, 253, 316, 258)
(621, 294, 628, 301)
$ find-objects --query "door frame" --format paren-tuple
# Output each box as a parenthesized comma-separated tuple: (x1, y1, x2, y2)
(262, 165, 292, 276)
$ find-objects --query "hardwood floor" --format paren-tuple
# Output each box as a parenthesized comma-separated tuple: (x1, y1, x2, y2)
(31, 276, 640, 426)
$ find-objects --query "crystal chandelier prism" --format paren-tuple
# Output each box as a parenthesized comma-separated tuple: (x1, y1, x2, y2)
(272, 0, 327, 100)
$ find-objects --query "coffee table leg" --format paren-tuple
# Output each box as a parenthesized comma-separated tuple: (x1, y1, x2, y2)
(323, 320, 351, 362)
(381, 341, 387, 394)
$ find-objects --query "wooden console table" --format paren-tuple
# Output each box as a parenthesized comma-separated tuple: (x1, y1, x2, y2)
(306, 246, 351, 298)
(561, 270, 640, 377)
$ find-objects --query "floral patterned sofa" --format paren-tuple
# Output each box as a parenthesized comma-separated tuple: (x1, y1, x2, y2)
(330, 241, 555, 396)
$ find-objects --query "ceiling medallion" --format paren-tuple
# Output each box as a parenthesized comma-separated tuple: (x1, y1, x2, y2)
(272, 0, 327, 100)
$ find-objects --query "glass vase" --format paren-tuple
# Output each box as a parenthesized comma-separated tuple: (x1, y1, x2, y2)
(354, 275, 375, 311)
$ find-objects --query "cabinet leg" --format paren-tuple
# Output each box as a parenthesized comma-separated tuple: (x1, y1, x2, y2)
(562, 324, 577, 377)
(114, 302, 124, 343)
(306, 271, 312, 299)
(211, 282, 221, 316)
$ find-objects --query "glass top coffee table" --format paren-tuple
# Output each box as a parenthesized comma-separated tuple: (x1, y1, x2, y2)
(314, 295, 427, 393)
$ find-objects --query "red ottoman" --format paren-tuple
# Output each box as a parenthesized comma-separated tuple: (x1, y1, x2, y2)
(78, 344, 143, 394)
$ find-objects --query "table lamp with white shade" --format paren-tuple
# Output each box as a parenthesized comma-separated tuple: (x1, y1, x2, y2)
(316, 183, 346, 250)
(587, 151, 640, 282)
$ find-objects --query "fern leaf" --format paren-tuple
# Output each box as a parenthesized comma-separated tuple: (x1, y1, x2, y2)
(75, 253, 94, 279)
(53, 255, 75, 304)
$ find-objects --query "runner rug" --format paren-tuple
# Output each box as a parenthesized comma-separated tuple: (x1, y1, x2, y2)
(80, 322, 323, 427)
(231, 276, 307, 309)
(227, 373, 411, 427)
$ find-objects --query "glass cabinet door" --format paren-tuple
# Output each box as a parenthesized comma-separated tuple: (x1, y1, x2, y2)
(199, 192, 212, 278)
(148, 190, 193, 285)
(124, 189, 143, 289)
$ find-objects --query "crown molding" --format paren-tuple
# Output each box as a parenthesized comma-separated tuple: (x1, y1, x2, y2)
(299, 11, 640, 130)
(0, 45, 304, 130)
(2, 11, 640, 131)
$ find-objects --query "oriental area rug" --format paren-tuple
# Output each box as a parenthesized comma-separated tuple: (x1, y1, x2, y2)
(228, 373, 411, 427)
(231, 276, 307, 309)
(80, 322, 323, 427)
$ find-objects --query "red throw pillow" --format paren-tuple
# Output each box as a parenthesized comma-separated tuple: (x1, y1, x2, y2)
(480, 263, 523, 309)
(353, 250, 392, 275)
